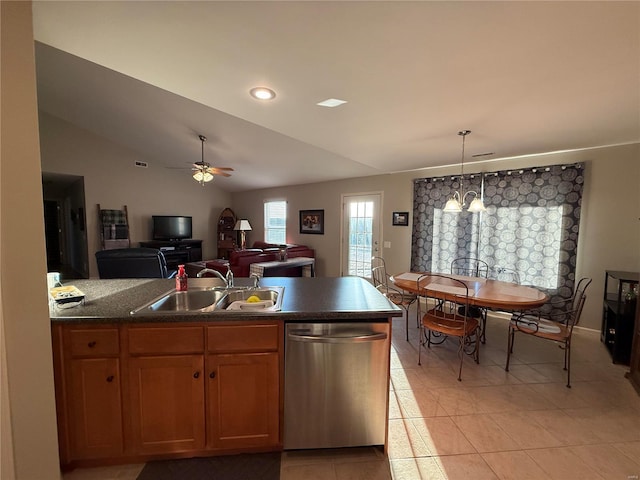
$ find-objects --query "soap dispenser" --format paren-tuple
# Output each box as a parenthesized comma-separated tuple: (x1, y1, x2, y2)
(176, 264, 188, 291)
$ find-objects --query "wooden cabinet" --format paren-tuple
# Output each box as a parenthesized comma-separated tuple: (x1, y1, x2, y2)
(206, 324, 280, 449)
(126, 325, 206, 455)
(217, 208, 237, 260)
(53, 325, 123, 462)
(69, 357, 123, 459)
(129, 355, 205, 454)
(627, 299, 640, 394)
(52, 321, 282, 468)
(601, 270, 639, 364)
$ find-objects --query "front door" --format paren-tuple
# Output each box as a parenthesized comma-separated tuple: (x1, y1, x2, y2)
(341, 193, 382, 278)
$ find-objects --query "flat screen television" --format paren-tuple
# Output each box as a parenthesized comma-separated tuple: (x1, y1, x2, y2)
(152, 215, 192, 241)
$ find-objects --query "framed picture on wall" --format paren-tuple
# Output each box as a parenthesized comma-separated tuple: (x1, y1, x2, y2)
(299, 209, 324, 234)
(392, 211, 409, 226)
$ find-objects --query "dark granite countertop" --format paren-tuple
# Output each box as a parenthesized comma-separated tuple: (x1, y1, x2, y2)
(50, 276, 402, 324)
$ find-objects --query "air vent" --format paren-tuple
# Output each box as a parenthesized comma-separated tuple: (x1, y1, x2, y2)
(135, 161, 148, 168)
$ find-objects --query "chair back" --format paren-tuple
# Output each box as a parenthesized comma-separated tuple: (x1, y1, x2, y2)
(493, 267, 521, 284)
(451, 257, 489, 278)
(416, 273, 472, 331)
(371, 256, 389, 293)
(568, 277, 592, 327)
(96, 247, 169, 279)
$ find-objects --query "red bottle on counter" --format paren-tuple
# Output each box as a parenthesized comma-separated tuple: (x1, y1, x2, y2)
(176, 264, 188, 291)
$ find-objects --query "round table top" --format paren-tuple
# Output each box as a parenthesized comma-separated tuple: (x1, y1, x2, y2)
(391, 272, 548, 310)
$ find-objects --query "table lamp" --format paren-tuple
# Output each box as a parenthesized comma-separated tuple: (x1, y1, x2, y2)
(234, 219, 252, 250)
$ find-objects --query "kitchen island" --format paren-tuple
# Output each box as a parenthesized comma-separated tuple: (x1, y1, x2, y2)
(50, 276, 401, 469)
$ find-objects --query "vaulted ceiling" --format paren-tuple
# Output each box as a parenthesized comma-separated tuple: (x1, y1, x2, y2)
(33, 1, 640, 192)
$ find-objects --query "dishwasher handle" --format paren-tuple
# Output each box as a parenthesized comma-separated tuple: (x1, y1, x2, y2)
(288, 331, 388, 344)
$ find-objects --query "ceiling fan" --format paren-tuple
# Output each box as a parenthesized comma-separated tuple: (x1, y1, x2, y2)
(191, 134, 234, 185)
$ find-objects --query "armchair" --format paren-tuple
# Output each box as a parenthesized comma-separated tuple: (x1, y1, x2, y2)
(95, 247, 173, 279)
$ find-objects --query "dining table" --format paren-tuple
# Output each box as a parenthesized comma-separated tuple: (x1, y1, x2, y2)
(391, 272, 548, 311)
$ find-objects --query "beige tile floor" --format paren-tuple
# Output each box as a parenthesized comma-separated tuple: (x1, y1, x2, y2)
(62, 307, 640, 480)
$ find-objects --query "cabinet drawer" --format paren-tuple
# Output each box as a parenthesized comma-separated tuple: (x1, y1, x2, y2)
(68, 328, 119, 357)
(128, 326, 204, 354)
(208, 324, 279, 353)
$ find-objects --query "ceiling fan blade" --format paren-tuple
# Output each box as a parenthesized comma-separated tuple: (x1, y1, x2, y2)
(210, 166, 234, 171)
(206, 169, 232, 177)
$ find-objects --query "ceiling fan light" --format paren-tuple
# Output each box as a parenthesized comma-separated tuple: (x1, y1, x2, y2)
(444, 197, 463, 213)
(192, 170, 214, 183)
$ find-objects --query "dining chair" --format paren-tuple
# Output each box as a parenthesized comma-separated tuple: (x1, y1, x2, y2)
(451, 257, 490, 278)
(493, 267, 521, 284)
(417, 274, 480, 381)
(505, 277, 592, 388)
(371, 256, 418, 341)
(451, 257, 489, 343)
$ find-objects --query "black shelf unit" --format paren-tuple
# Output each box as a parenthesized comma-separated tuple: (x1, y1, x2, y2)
(139, 239, 202, 271)
(601, 270, 639, 365)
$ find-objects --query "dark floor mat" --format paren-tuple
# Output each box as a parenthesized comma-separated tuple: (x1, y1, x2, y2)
(136, 452, 281, 480)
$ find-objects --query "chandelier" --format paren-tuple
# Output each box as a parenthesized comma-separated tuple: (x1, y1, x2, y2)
(443, 130, 487, 213)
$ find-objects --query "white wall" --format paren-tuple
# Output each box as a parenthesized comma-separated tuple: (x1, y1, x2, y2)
(39, 112, 233, 277)
(232, 143, 640, 331)
(1, 2, 62, 478)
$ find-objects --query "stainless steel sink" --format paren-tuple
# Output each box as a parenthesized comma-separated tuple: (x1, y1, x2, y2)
(215, 287, 284, 311)
(130, 286, 284, 315)
(130, 287, 228, 315)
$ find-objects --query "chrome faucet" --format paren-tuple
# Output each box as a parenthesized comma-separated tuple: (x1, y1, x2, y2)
(196, 268, 230, 287)
(250, 273, 260, 289)
(225, 265, 234, 288)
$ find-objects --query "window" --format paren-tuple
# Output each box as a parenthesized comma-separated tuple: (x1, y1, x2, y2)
(264, 200, 286, 244)
(411, 163, 584, 305)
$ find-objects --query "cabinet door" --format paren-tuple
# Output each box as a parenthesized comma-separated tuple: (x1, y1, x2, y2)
(129, 355, 205, 455)
(207, 352, 279, 449)
(629, 300, 640, 391)
(69, 358, 123, 459)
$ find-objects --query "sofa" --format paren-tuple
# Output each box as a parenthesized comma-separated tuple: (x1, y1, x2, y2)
(200, 241, 315, 277)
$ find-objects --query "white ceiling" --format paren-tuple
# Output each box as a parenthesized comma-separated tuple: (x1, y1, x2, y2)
(33, 1, 640, 193)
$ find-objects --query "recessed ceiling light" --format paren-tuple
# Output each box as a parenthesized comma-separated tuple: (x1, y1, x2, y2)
(316, 98, 347, 108)
(249, 87, 276, 100)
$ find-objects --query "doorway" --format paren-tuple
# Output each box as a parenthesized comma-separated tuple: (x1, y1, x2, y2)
(341, 193, 382, 278)
(42, 173, 89, 279)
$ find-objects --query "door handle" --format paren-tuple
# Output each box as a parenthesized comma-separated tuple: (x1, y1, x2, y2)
(288, 332, 388, 344)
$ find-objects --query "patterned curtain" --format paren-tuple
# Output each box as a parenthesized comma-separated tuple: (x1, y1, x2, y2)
(411, 163, 585, 308)
(411, 174, 483, 273)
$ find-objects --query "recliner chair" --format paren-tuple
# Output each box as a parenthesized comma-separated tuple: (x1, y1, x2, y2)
(95, 248, 172, 279)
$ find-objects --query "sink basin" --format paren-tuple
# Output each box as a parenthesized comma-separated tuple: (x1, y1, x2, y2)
(215, 287, 284, 311)
(130, 286, 284, 315)
(130, 287, 228, 315)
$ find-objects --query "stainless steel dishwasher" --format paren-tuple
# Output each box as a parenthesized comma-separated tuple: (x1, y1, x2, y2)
(284, 322, 390, 449)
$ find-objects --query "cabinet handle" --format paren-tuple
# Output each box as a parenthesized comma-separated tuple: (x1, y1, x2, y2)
(193, 371, 200, 379)
(106, 375, 114, 382)
(209, 371, 216, 379)
(88, 341, 96, 348)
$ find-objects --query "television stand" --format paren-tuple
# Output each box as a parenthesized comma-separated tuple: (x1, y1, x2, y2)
(140, 239, 202, 271)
